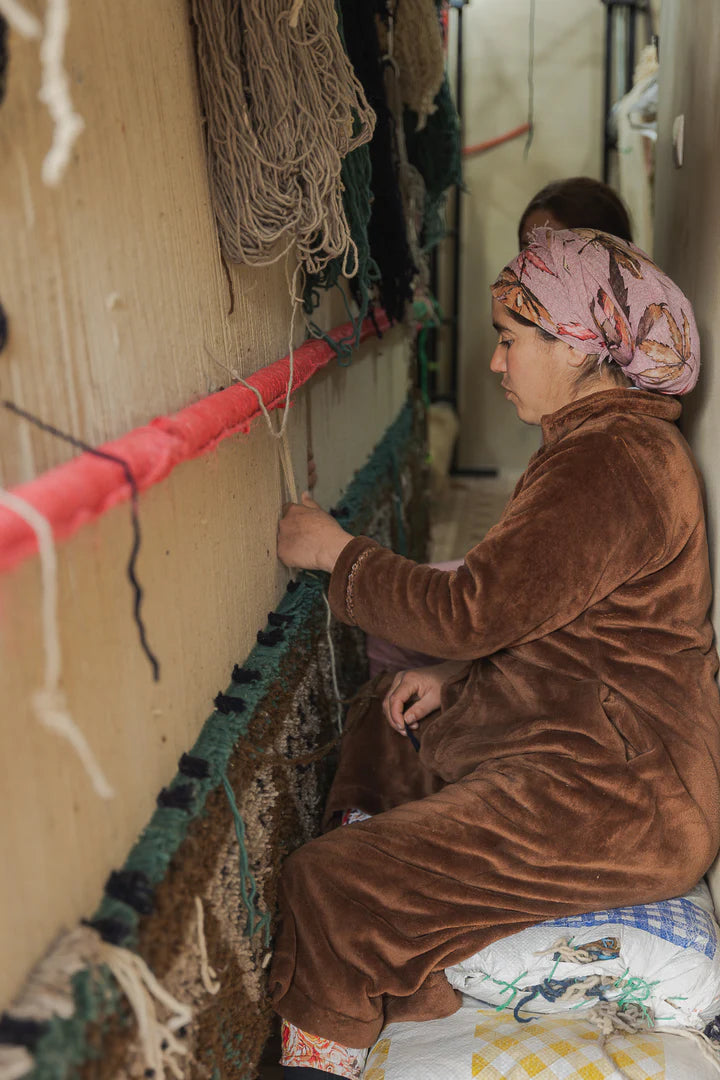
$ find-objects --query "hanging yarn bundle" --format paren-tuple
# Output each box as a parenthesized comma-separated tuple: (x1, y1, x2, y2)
(377, 0, 445, 130)
(339, 0, 416, 323)
(404, 74, 462, 251)
(302, 5, 380, 358)
(189, 0, 374, 274)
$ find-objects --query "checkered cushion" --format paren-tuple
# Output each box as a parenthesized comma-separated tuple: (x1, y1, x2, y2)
(363, 999, 720, 1079)
(546, 897, 717, 960)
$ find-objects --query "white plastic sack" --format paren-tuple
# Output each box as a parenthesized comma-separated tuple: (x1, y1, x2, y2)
(445, 882, 720, 1030)
(363, 997, 720, 1080)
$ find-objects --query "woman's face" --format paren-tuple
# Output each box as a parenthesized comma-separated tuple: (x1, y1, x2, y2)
(490, 299, 578, 425)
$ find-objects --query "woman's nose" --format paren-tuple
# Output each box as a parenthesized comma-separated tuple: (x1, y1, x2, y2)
(490, 345, 506, 373)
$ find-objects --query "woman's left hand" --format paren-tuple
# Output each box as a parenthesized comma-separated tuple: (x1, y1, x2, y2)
(277, 492, 353, 572)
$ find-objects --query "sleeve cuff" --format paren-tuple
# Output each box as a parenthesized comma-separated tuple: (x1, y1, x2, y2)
(328, 536, 380, 625)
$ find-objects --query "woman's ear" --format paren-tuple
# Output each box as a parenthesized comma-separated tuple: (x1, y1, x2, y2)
(562, 343, 590, 369)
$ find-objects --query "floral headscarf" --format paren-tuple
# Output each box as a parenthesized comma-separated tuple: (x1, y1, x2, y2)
(491, 228, 700, 395)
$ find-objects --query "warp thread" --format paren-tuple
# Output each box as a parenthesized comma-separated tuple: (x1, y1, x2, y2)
(0, 487, 115, 799)
(189, 0, 374, 273)
(2, 400, 161, 681)
(0, 0, 85, 184)
(304, 570, 344, 731)
(206, 259, 302, 504)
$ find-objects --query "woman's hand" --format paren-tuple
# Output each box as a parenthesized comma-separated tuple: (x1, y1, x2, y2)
(277, 492, 353, 572)
(382, 660, 470, 734)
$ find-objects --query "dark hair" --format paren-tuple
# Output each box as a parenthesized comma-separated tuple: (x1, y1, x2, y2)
(506, 307, 556, 343)
(518, 177, 633, 249)
(506, 308, 631, 388)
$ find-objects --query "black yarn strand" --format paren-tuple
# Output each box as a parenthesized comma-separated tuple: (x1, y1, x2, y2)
(2, 400, 161, 681)
(0, 301, 8, 354)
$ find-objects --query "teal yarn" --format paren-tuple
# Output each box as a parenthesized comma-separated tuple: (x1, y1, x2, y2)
(222, 775, 272, 944)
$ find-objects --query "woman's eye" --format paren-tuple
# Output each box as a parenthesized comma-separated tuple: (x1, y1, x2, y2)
(500, 338, 512, 348)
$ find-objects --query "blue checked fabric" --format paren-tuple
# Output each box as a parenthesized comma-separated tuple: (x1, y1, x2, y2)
(546, 897, 718, 959)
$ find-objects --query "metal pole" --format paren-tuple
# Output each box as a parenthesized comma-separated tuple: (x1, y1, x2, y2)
(602, 3, 614, 182)
(448, 0, 467, 413)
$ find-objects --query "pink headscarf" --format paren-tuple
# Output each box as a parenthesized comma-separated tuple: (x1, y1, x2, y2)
(491, 228, 700, 395)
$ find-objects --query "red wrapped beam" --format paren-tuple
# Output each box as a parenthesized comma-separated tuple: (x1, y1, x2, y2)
(0, 311, 391, 574)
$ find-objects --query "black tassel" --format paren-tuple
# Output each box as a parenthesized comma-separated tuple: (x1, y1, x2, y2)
(83, 915, 133, 946)
(0, 1014, 47, 1050)
(257, 627, 283, 646)
(330, 506, 350, 519)
(0, 302, 7, 354)
(214, 692, 246, 715)
(178, 753, 210, 779)
(231, 665, 261, 684)
(156, 784, 194, 810)
(267, 611, 293, 627)
(105, 869, 154, 915)
(286, 579, 301, 592)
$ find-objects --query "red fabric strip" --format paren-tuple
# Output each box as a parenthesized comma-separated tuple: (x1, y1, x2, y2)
(0, 312, 391, 574)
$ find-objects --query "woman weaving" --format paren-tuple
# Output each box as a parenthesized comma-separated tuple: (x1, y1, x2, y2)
(272, 227, 720, 1079)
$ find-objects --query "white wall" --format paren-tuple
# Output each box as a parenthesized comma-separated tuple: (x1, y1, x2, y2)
(456, 0, 604, 471)
(653, 0, 720, 902)
(654, 0, 720, 607)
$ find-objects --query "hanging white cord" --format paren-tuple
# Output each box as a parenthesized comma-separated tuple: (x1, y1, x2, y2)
(38, 0, 85, 185)
(194, 896, 221, 995)
(0, 0, 41, 38)
(0, 490, 114, 798)
(0, 0, 85, 185)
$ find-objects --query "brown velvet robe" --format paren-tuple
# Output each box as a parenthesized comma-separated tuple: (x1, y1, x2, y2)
(270, 389, 720, 1047)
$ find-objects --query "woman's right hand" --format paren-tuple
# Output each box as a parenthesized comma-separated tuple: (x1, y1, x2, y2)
(382, 661, 469, 735)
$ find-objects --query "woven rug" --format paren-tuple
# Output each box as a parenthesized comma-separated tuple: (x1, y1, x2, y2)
(0, 398, 428, 1080)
